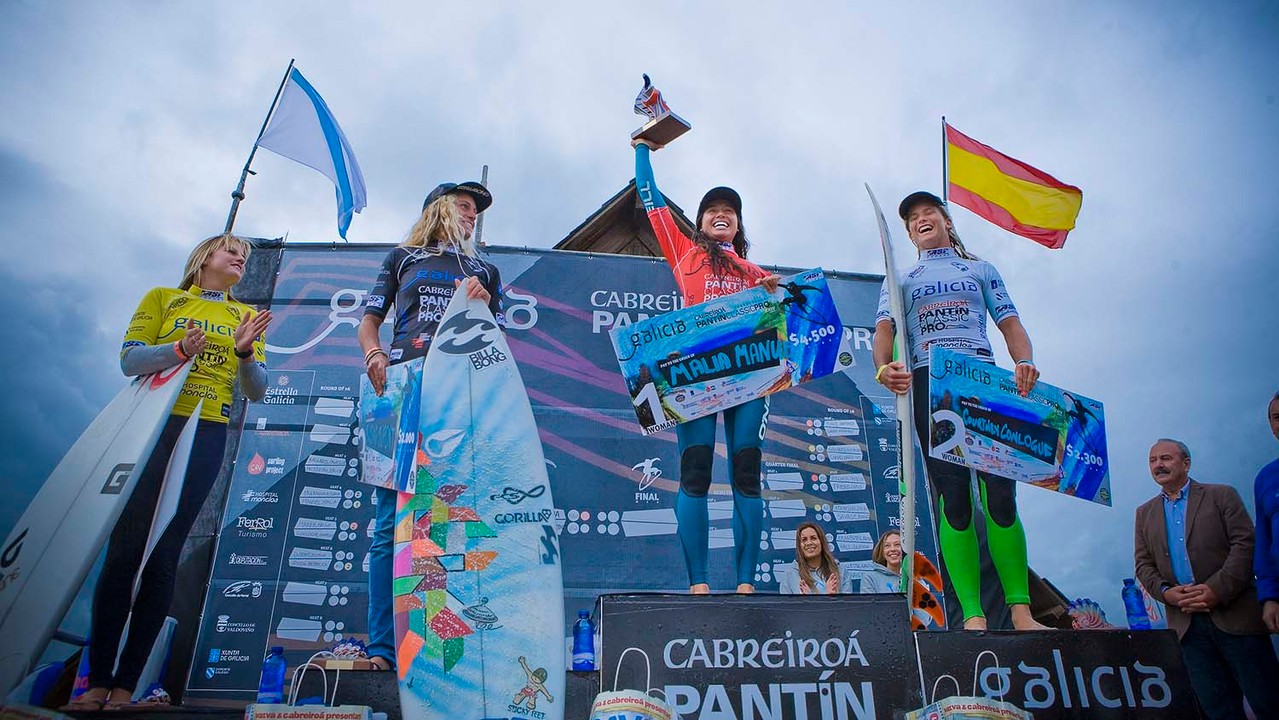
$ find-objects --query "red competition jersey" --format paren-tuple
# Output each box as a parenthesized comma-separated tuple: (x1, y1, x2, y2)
(635, 145, 768, 306)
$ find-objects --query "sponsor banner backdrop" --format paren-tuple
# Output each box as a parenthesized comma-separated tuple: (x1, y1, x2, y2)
(913, 629, 1196, 719)
(187, 246, 939, 700)
(599, 594, 918, 720)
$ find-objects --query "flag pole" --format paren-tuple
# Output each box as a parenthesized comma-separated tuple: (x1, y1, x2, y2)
(940, 115, 949, 206)
(474, 164, 490, 247)
(223, 59, 296, 234)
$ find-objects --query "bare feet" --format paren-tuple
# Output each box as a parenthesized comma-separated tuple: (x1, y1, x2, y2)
(736, 583, 755, 594)
(61, 686, 109, 711)
(689, 583, 710, 595)
(1010, 604, 1051, 630)
(962, 616, 988, 631)
(103, 687, 135, 710)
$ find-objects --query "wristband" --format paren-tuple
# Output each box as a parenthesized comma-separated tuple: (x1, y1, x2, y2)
(365, 348, 387, 365)
(235, 347, 254, 359)
(874, 364, 890, 384)
(174, 340, 190, 361)
(1015, 359, 1035, 367)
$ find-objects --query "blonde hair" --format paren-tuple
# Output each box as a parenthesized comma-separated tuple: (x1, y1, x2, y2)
(794, 521, 839, 592)
(401, 194, 475, 257)
(179, 232, 251, 299)
(871, 530, 901, 568)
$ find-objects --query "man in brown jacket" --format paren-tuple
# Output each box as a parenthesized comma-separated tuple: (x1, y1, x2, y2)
(1134, 438, 1279, 720)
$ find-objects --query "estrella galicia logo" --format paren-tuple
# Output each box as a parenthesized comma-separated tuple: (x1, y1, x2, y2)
(436, 310, 500, 355)
(101, 463, 134, 495)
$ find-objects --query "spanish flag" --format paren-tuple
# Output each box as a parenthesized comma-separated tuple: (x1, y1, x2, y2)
(945, 122, 1082, 249)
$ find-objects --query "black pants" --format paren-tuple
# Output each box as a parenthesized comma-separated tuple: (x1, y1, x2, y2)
(1180, 614, 1279, 720)
(88, 413, 226, 691)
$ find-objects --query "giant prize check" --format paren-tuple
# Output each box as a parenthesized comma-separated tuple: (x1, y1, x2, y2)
(927, 346, 1111, 505)
(610, 268, 854, 435)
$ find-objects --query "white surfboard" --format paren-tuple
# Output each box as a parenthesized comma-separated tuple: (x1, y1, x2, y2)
(133, 400, 202, 601)
(865, 186, 918, 601)
(0, 363, 192, 692)
(394, 290, 565, 720)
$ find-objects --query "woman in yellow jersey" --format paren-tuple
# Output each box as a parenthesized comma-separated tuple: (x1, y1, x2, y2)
(69, 233, 272, 711)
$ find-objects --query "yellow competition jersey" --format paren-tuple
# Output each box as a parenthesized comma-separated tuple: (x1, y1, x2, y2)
(121, 285, 267, 422)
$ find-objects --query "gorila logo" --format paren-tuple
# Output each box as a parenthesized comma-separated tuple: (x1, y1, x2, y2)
(436, 310, 500, 355)
(101, 463, 133, 495)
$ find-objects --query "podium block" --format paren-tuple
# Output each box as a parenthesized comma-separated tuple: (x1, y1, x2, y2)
(597, 593, 918, 719)
(914, 629, 1197, 719)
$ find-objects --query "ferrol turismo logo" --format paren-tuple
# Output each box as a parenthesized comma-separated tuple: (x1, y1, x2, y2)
(236, 517, 274, 531)
(435, 310, 500, 355)
(100, 463, 134, 495)
(222, 580, 264, 598)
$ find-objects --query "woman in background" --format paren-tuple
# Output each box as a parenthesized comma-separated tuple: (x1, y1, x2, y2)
(778, 522, 841, 595)
(854, 530, 903, 594)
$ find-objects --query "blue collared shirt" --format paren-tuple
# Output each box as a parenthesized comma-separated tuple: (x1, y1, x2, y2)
(1162, 481, 1194, 585)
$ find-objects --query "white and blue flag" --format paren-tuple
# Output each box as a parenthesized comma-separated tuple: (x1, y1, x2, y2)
(257, 67, 367, 238)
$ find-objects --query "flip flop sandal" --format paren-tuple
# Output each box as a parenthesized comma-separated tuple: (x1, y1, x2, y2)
(60, 693, 107, 712)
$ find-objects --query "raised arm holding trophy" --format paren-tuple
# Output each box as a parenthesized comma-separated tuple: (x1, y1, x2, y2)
(630, 75, 782, 594)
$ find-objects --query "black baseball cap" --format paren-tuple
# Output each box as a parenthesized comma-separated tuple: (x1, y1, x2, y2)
(697, 186, 742, 221)
(898, 191, 946, 220)
(423, 181, 492, 213)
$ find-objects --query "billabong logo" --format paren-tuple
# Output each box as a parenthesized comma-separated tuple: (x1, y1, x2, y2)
(436, 311, 499, 355)
(101, 464, 133, 495)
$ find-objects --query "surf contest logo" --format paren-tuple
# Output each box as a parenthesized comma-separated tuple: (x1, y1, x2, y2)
(0, 528, 28, 593)
(435, 308, 507, 370)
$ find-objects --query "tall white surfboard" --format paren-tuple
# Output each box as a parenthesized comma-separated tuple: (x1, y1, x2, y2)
(0, 363, 192, 692)
(866, 186, 918, 603)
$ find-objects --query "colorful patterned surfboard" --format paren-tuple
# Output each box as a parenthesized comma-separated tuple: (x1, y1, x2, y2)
(394, 290, 564, 720)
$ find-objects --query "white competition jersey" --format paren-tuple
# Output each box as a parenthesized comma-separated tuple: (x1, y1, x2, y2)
(875, 246, 1018, 369)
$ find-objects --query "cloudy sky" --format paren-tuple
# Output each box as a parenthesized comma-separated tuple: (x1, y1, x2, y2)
(2, 1, 1276, 625)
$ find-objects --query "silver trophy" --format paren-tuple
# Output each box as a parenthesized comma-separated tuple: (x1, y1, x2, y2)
(631, 74, 691, 146)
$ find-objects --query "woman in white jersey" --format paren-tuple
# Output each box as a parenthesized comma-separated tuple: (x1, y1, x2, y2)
(874, 191, 1046, 631)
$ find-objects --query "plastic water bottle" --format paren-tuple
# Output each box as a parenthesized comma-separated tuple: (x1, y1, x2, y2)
(1121, 578, 1151, 630)
(256, 646, 287, 703)
(571, 610, 595, 671)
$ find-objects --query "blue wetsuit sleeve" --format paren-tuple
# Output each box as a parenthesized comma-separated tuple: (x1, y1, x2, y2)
(120, 343, 184, 377)
(1256, 464, 1279, 601)
(983, 262, 1019, 323)
(634, 144, 667, 212)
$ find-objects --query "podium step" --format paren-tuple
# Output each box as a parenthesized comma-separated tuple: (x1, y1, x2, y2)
(590, 592, 1199, 720)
